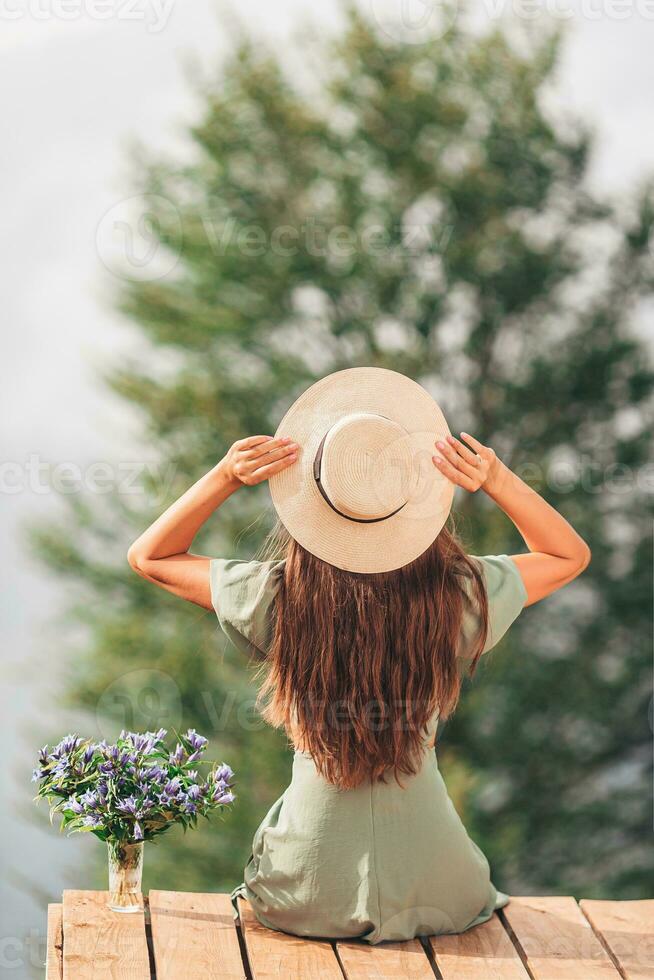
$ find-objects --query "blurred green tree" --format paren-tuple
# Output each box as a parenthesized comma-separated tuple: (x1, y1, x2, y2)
(32, 8, 653, 898)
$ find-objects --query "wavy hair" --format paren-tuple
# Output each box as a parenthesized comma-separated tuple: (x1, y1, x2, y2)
(256, 520, 488, 790)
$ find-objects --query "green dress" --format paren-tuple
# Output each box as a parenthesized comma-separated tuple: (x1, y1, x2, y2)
(210, 553, 527, 944)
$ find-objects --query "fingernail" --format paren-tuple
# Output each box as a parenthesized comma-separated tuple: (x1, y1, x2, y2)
(436, 441, 445, 449)
(281, 436, 291, 443)
(446, 435, 455, 443)
(433, 455, 443, 464)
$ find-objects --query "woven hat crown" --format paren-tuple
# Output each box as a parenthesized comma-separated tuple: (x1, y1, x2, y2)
(316, 413, 417, 521)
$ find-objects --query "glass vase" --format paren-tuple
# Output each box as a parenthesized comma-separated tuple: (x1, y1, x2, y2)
(107, 840, 144, 913)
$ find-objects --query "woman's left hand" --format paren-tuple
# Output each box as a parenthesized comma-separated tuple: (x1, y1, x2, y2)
(127, 434, 299, 610)
(222, 435, 299, 488)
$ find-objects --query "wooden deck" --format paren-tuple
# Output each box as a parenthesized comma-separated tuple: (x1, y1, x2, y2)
(45, 891, 654, 979)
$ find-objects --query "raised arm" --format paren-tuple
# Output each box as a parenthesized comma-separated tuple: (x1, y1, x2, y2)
(127, 436, 298, 609)
(433, 432, 590, 607)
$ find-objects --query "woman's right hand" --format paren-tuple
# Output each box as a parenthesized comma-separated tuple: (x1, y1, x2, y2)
(432, 432, 502, 493)
(221, 435, 299, 488)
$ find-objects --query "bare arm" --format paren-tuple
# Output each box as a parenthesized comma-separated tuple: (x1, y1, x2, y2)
(433, 432, 590, 606)
(127, 435, 298, 609)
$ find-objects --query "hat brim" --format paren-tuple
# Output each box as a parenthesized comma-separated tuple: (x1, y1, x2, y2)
(269, 367, 454, 573)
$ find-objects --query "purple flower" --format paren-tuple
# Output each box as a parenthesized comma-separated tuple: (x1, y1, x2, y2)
(80, 790, 101, 810)
(83, 815, 103, 829)
(187, 784, 201, 801)
(127, 732, 156, 755)
(52, 757, 71, 785)
(214, 764, 234, 784)
(212, 786, 235, 805)
(169, 744, 185, 765)
(185, 730, 208, 753)
(133, 821, 144, 841)
(53, 735, 80, 758)
(116, 796, 139, 816)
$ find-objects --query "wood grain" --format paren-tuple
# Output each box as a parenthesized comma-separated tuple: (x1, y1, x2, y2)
(45, 891, 654, 980)
(337, 936, 434, 978)
(581, 899, 654, 980)
(429, 912, 529, 979)
(62, 890, 150, 980)
(149, 890, 245, 979)
(46, 904, 63, 980)
(237, 898, 343, 979)
(502, 896, 622, 980)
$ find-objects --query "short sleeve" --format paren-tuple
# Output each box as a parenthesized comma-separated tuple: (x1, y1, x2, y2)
(460, 554, 527, 658)
(209, 558, 285, 658)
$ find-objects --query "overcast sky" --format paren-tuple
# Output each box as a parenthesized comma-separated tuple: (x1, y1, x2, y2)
(1, 1, 653, 972)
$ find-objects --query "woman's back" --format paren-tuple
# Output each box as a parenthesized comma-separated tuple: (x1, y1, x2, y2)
(210, 551, 527, 943)
(127, 367, 589, 944)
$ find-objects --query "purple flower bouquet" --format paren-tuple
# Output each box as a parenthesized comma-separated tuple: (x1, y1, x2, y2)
(33, 728, 234, 912)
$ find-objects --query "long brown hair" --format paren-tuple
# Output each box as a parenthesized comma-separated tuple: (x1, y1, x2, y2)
(256, 520, 489, 790)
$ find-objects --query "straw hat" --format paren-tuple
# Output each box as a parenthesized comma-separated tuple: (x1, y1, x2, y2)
(269, 367, 454, 573)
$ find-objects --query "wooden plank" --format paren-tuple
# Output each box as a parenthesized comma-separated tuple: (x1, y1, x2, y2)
(580, 899, 654, 980)
(337, 937, 434, 979)
(429, 912, 529, 979)
(149, 890, 245, 979)
(46, 904, 63, 980)
(502, 896, 622, 980)
(237, 898, 343, 979)
(62, 890, 150, 980)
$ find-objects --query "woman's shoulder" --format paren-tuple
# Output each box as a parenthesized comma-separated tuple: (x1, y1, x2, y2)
(210, 556, 285, 595)
(460, 554, 527, 656)
(209, 557, 285, 658)
(466, 554, 525, 599)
